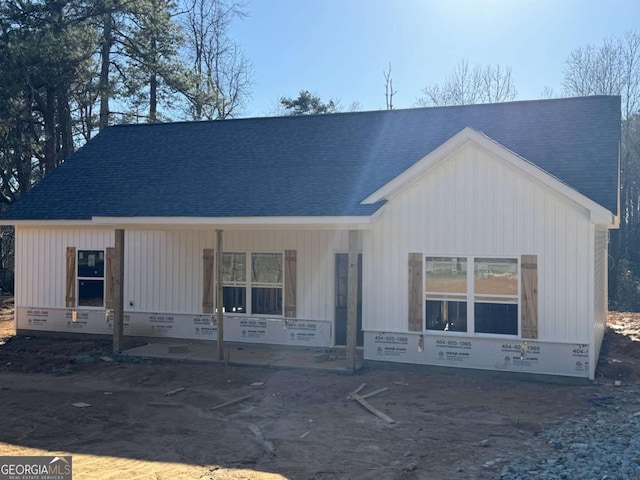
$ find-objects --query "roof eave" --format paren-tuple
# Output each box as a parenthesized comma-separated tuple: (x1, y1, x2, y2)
(0, 215, 376, 230)
(97, 215, 375, 230)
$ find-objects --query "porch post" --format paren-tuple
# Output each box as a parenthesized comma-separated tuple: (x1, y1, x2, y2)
(216, 229, 224, 361)
(346, 229, 358, 372)
(113, 228, 125, 354)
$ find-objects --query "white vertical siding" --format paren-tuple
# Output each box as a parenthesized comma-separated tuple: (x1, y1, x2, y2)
(363, 144, 595, 343)
(15, 227, 114, 308)
(593, 226, 608, 358)
(15, 227, 348, 321)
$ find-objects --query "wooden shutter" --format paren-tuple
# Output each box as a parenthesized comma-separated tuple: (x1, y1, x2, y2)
(104, 247, 117, 310)
(284, 250, 297, 318)
(65, 247, 76, 307)
(521, 255, 538, 339)
(408, 253, 423, 332)
(203, 248, 215, 313)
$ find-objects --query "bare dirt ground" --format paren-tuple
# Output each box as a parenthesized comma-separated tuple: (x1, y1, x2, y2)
(0, 299, 639, 480)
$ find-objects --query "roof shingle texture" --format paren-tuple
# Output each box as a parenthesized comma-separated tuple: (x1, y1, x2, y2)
(0, 95, 621, 220)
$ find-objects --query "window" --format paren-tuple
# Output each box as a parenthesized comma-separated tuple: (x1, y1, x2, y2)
(474, 258, 518, 335)
(222, 251, 283, 316)
(251, 253, 283, 315)
(425, 256, 519, 336)
(223, 252, 247, 313)
(425, 257, 467, 332)
(78, 250, 104, 307)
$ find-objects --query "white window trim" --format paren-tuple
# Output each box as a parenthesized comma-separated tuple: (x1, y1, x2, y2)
(222, 250, 285, 317)
(424, 254, 521, 338)
(77, 249, 105, 309)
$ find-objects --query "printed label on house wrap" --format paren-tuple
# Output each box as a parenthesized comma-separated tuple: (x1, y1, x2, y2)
(64, 310, 90, 330)
(286, 320, 318, 342)
(499, 342, 540, 368)
(239, 318, 268, 339)
(372, 334, 410, 358)
(18, 307, 111, 335)
(16, 307, 331, 347)
(363, 330, 591, 378)
(434, 338, 472, 363)
(572, 344, 589, 373)
(25, 309, 49, 327)
(193, 315, 217, 337)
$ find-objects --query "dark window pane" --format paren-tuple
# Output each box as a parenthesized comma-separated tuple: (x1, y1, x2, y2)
(426, 300, 467, 332)
(252, 287, 282, 315)
(78, 279, 104, 307)
(223, 286, 246, 313)
(78, 250, 104, 278)
(475, 303, 518, 335)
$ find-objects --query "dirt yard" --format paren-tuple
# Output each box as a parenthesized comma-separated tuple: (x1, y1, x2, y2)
(0, 299, 639, 480)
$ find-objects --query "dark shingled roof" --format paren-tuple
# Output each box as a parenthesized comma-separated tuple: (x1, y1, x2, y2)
(0, 96, 621, 220)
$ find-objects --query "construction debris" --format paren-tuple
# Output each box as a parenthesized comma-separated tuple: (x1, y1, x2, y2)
(210, 394, 252, 411)
(146, 401, 183, 408)
(348, 383, 395, 424)
(248, 424, 275, 453)
(165, 387, 186, 397)
(360, 387, 388, 399)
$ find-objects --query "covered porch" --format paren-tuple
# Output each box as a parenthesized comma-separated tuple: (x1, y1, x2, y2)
(121, 339, 363, 373)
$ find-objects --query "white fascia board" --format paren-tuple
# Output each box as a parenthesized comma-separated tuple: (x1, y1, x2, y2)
(90, 215, 373, 230)
(362, 126, 615, 226)
(0, 219, 95, 227)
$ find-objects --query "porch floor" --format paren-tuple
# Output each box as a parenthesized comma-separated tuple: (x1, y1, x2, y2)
(121, 340, 363, 373)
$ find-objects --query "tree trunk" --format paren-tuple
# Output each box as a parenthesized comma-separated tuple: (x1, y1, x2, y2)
(148, 33, 158, 123)
(56, 83, 74, 163)
(43, 86, 57, 175)
(149, 72, 158, 122)
(99, 12, 112, 130)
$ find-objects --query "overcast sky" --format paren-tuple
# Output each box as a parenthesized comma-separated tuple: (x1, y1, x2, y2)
(230, 0, 640, 117)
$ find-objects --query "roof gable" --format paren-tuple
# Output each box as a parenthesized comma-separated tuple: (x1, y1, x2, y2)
(0, 96, 621, 222)
(363, 127, 614, 224)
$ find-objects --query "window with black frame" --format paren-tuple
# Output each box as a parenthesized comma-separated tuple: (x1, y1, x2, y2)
(77, 250, 105, 307)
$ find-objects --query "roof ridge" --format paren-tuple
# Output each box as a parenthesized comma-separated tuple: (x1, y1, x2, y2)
(107, 95, 622, 130)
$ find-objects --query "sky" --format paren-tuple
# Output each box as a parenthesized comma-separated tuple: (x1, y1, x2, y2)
(229, 0, 640, 117)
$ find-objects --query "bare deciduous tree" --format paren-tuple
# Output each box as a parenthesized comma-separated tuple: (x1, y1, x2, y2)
(416, 60, 517, 107)
(562, 31, 640, 310)
(181, 0, 253, 120)
(539, 86, 557, 99)
(562, 32, 640, 118)
(384, 63, 396, 110)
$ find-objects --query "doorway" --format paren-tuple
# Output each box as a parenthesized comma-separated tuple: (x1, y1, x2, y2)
(334, 253, 363, 347)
